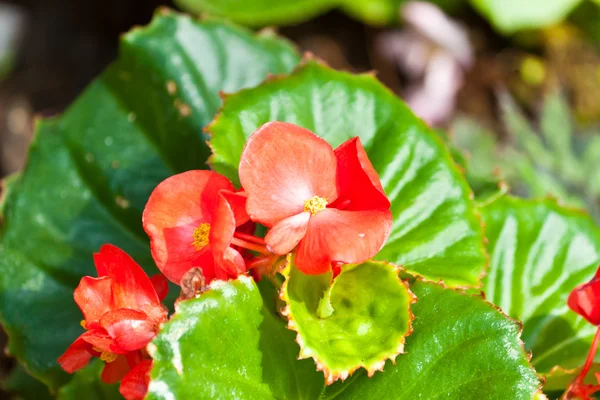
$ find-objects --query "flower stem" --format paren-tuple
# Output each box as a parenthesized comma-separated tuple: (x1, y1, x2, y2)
(231, 237, 270, 255)
(233, 232, 266, 246)
(563, 326, 600, 399)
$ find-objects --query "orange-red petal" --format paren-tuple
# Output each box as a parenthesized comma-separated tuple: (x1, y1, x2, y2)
(119, 360, 152, 400)
(295, 208, 392, 274)
(265, 212, 310, 255)
(239, 122, 338, 226)
(568, 268, 600, 325)
(100, 309, 156, 352)
(94, 245, 160, 311)
(150, 274, 169, 302)
(211, 191, 246, 279)
(142, 170, 235, 284)
(74, 276, 114, 329)
(101, 354, 131, 384)
(331, 137, 389, 211)
(57, 334, 94, 373)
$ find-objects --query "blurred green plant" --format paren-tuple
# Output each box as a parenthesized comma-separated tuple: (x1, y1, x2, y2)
(449, 91, 600, 220)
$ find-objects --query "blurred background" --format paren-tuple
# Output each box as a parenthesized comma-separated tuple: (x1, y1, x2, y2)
(0, 0, 599, 396)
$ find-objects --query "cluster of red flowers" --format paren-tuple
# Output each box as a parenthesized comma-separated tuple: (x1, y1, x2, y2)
(58, 122, 392, 398)
(565, 266, 600, 399)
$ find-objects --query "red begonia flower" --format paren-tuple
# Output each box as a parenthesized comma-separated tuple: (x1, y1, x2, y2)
(239, 121, 392, 274)
(568, 265, 600, 325)
(120, 359, 153, 400)
(142, 170, 250, 285)
(58, 245, 167, 388)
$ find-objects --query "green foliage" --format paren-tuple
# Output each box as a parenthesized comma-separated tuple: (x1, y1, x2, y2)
(0, 10, 300, 390)
(280, 260, 413, 383)
(481, 196, 600, 375)
(1, 364, 52, 400)
(147, 276, 325, 400)
(323, 280, 541, 399)
(451, 91, 600, 222)
(57, 362, 120, 400)
(209, 61, 487, 288)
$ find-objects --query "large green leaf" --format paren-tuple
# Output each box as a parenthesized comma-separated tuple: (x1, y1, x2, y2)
(146, 276, 325, 400)
(323, 280, 541, 399)
(481, 196, 600, 374)
(56, 362, 120, 400)
(0, 10, 299, 390)
(208, 61, 487, 287)
(280, 260, 413, 383)
(471, 0, 582, 33)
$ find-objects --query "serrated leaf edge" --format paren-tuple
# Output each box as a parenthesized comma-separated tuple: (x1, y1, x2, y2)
(279, 257, 416, 385)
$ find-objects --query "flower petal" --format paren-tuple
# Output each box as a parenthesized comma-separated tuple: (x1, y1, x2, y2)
(101, 354, 131, 384)
(100, 309, 157, 352)
(568, 273, 600, 325)
(221, 190, 250, 226)
(74, 276, 114, 329)
(239, 122, 338, 226)
(94, 245, 160, 311)
(332, 137, 390, 211)
(265, 212, 311, 255)
(295, 208, 392, 274)
(142, 170, 234, 283)
(57, 334, 94, 373)
(80, 328, 124, 354)
(119, 360, 152, 400)
(150, 274, 169, 302)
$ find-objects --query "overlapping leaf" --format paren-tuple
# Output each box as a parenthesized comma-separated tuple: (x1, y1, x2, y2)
(146, 276, 325, 400)
(0, 10, 299, 389)
(208, 60, 487, 287)
(323, 280, 541, 399)
(280, 260, 414, 383)
(481, 196, 600, 373)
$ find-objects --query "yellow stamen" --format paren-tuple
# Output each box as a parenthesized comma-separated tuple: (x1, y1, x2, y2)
(304, 196, 327, 215)
(192, 223, 211, 250)
(100, 351, 118, 363)
(80, 320, 87, 329)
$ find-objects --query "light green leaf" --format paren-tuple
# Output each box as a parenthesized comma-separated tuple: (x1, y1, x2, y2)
(471, 0, 582, 33)
(208, 61, 487, 287)
(323, 280, 541, 399)
(0, 10, 299, 390)
(280, 260, 413, 383)
(146, 276, 324, 400)
(481, 195, 600, 373)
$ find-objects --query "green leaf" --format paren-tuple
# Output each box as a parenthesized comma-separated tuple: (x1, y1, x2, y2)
(280, 260, 413, 383)
(57, 362, 120, 400)
(208, 60, 487, 287)
(323, 280, 541, 399)
(0, 10, 299, 390)
(146, 276, 325, 400)
(481, 195, 600, 373)
(1, 364, 52, 400)
(175, 0, 339, 26)
(471, 0, 582, 33)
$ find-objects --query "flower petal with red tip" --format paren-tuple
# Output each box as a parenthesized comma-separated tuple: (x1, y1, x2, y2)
(221, 190, 250, 226)
(210, 191, 246, 278)
(80, 329, 124, 354)
(57, 335, 94, 373)
(120, 360, 152, 400)
(101, 354, 131, 384)
(94, 245, 160, 311)
(265, 212, 311, 254)
(142, 170, 235, 284)
(74, 276, 114, 328)
(295, 209, 392, 274)
(568, 269, 600, 325)
(239, 121, 338, 226)
(100, 309, 156, 352)
(331, 137, 389, 211)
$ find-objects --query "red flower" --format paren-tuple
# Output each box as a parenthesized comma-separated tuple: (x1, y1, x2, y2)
(568, 265, 600, 325)
(120, 360, 153, 400)
(143, 170, 250, 285)
(239, 122, 392, 274)
(58, 245, 168, 399)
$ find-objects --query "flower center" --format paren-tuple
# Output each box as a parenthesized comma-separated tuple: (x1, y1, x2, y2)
(192, 223, 211, 250)
(92, 346, 118, 363)
(304, 196, 327, 216)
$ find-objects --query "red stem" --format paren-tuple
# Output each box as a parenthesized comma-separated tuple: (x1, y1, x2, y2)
(230, 237, 270, 255)
(563, 326, 600, 399)
(233, 232, 266, 246)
